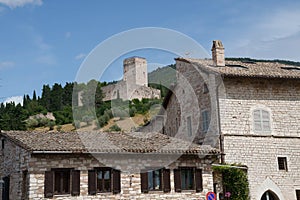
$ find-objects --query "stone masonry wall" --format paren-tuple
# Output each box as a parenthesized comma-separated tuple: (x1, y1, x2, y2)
(27, 153, 215, 200)
(0, 137, 31, 200)
(220, 77, 300, 200)
(163, 60, 220, 147)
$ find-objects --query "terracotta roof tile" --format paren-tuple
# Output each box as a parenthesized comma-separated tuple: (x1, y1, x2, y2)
(0, 131, 219, 155)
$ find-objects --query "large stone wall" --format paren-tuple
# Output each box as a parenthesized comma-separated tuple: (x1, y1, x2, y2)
(27, 153, 214, 200)
(162, 60, 220, 147)
(220, 77, 300, 200)
(0, 137, 31, 200)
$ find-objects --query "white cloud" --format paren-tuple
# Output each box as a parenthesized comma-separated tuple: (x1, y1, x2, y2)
(227, 7, 300, 61)
(0, 0, 42, 9)
(0, 61, 15, 69)
(75, 53, 86, 60)
(4, 96, 23, 106)
(35, 54, 56, 65)
(65, 32, 71, 39)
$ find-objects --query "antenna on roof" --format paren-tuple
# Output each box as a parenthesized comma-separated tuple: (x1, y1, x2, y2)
(184, 52, 191, 58)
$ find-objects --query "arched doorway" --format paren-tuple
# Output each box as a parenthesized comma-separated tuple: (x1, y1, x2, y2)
(261, 190, 280, 200)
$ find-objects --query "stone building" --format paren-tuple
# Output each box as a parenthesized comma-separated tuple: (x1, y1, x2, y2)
(153, 41, 300, 200)
(0, 131, 219, 200)
(101, 57, 160, 101)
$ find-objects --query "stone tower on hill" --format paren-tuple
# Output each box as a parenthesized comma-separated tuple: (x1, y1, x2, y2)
(101, 57, 160, 101)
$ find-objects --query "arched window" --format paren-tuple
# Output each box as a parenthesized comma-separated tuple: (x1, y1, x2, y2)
(253, 109, 271, 132)
(261, 190, 280, 200)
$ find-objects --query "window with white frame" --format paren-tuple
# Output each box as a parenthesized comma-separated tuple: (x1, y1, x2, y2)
(253, 109, 271, 132)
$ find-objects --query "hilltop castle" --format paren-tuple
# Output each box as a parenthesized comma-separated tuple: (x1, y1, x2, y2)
(101, 57, 161, 101)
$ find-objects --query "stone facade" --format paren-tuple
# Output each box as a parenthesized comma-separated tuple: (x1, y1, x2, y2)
(101, 57, 160, 101)
(155, 41, 300, 200)
(0, 134, 218, 200)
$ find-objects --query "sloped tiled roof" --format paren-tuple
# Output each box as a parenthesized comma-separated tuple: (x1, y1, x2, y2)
(0, 131, 219, 155)
(176, 58, 300, 79)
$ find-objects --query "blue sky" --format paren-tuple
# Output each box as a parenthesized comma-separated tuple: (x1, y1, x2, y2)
(1, 0, 300, 104)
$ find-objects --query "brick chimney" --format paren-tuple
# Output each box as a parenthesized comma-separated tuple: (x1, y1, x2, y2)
(211, 40, 225, 67)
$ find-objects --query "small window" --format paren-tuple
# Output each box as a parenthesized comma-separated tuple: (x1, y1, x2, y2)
(88, 168, 121, 195)
(1, 139, 4, 150)
(96, 168, 111, 193)
(180, 168, 194, 190)
(54, 169, 70, 194)
(278, 157, 288, 171)
(296, 190, 300, 200)
(253, 109, 271, 132)
(202, 110, 210, 132)
(174, 167, 203, 192)
(187, 116, 192, 136)
(203, 83, 209, 94)
(141, 168, 170, 193)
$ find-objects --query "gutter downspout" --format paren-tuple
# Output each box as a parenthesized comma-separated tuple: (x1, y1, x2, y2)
(216, 75, 225, 164)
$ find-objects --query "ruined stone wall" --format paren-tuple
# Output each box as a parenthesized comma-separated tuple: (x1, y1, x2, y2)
(0, 137, 31, 200)
(101, 81, 160, 101)
(27, 153, 215, 200)
(220, 77, 300, 200)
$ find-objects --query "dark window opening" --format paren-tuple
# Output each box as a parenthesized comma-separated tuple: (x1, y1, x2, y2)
(96, 168, 111, 193)
(1, 139, 4, 150)
(296, 190, 300, 200)
(203, 83, 209, 94)
(54, 170, 70, 195)
(88, 167, 121, 195)
(174, 167, 202, 193)
(44, 169, 80, 198)
(278, 157, 288, 171)
(141, 168, 170, 193)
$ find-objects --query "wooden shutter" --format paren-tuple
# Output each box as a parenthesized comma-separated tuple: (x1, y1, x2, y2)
(71, 170, 80, 196)
(140, 172, 148, 193)
(174, 169, 181, 192)
(112, 169, 121, 194)
(163, 169, 171, 193)
(44, 171, 54, 198)
(88, 170, 96, 195)
(195, 169, 203, 192)
(253, 110, 262, 131)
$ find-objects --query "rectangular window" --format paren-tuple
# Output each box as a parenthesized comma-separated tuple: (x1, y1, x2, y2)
(296, 190, 300, 200)
(1, 139, 4, 150)
(253, 109, 271, 132)
(44, 169, 80, 198)
(278, 157, 288, 171)
(174, 167, 203, 193)
(96, 168, 111, 193)
(202, 110, 210, 132)
(147, 169, 162, 191)
(54, 169, 70, 195)
(141, 168, 170, 193)
(181, 168, 194, 190)
(88, 168, 121, 195)
(187, 116, 192, 136)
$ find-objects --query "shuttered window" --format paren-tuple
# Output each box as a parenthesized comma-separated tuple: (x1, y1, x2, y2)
(44, 169, 80, 198)
(174, 167, 203, 193)
(253, 109, 271, 132)
(88, 167, 121, 195)
(140, 168, 170, 193)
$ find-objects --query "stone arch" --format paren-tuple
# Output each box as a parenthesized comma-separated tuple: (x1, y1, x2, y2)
(261, 190, 280, 200)
(255, 177, 284, 200)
